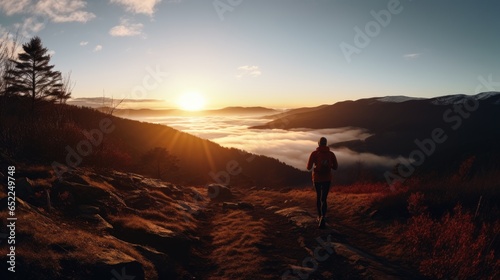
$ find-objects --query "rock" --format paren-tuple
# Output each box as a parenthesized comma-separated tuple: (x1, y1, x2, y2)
(90, 248, 145, 280)
(222, 201, 255, 211)
(280, 187, 292, 193)
(130, 174, 145, 183)
(266, 206, 280, 211)
(124, 193, 155, 210)
(78, 205, 101, 215)
(16, 177, 35, 200)
(275, 207, 315, 228)
(80, 214, 114, 231)
(51, 181, 112, 207)
(285, 264, 316, 278)
(110, 177, 136, 191)
(176, 200, 202, 215)
(222, 202, 239, 210)
(133, 245, 179, 279)
(237, 202, 254, 210)
(207, 184, 233, 201)
(149, 183, 183, 198)
(61, 172, 88, 185)
(112, 222, 191, 261)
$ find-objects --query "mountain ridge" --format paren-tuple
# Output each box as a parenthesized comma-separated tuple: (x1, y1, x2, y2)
(102, 106, 280, 117)
(252, 92, 500, 175)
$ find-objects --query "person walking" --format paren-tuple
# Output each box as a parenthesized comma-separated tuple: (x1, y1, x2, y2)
(307, 137, 338, 229)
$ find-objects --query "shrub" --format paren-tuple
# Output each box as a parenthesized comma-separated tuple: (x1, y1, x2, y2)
(403, 200, 500, 280)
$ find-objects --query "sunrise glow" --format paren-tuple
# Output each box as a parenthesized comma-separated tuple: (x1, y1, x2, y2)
(177, 92, 206, 111)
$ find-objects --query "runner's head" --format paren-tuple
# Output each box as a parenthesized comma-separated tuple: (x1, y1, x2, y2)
(318, 137, 327, 146)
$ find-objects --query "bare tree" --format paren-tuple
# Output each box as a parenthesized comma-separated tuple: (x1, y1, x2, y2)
(53, 71, 75, 104)
(0, 32, 20, 95)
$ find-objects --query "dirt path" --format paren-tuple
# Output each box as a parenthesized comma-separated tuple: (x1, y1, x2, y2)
(190, 187, 421, 280)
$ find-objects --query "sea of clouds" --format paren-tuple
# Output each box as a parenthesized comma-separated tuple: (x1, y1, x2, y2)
(133, 115, 400, 171)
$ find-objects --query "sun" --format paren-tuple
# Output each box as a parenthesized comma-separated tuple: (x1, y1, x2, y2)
(177, 92, 206, 111)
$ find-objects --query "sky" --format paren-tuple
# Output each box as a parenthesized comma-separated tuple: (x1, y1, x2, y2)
(1, 0, 500, 109)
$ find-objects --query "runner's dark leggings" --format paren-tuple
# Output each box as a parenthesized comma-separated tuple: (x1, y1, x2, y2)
(314, 181, 330, 218)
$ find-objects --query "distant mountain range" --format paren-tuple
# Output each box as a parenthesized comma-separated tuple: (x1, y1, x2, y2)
(106, 106, 280, 117)
(254, 92, 500, 175)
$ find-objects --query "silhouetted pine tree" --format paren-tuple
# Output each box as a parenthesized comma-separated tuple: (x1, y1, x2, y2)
(4, 36, 64, 112)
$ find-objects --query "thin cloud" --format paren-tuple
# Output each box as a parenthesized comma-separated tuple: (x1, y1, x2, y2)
(35, 0, 96, 23)
(68, 97, 167, 108)
(0, 0, 31, 16)
(79, 41, 89, 46)
(236, 65, 262, 79)
(109, 18, 144, 37)
(93, 45, 103, 52)
(14, 17, 46, 38)
(1, 0, 95, 38)
(110, 0, 162, 16)
(403, 53, 421, 60)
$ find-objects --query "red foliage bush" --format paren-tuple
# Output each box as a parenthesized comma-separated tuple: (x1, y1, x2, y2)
(334, 182, 390, 194)
(403, 197, 500, 280)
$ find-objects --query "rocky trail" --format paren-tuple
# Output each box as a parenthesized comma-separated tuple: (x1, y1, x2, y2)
(0, 167, 422, 279)
(189, 185, 421, 280)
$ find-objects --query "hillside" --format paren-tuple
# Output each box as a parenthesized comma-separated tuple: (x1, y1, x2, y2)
(253, 92, 500, 175)
(0, 97, 308, 188)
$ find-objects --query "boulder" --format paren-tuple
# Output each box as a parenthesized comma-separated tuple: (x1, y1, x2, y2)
(207, 184, 233, 201)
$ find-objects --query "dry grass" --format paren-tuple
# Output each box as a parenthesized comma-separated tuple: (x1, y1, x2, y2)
(208, 210, 267, 279)
(81, 173, 117, 193)
(1, 210, 157, 279)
